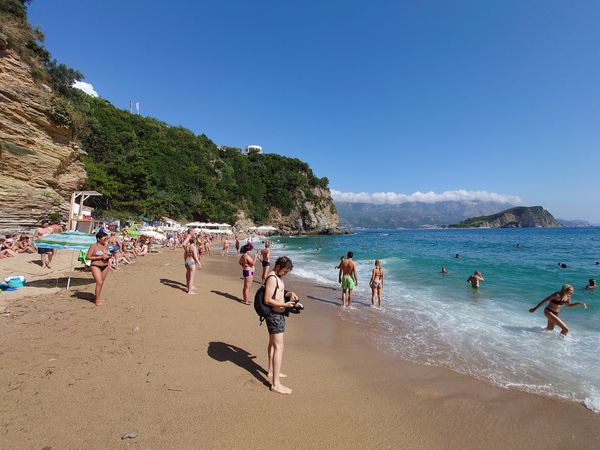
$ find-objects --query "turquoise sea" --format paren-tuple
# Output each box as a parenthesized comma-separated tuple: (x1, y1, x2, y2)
(271, 228, 600, 412)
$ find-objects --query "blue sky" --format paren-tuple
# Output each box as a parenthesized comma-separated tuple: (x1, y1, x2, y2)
(29, 1, 600, 222)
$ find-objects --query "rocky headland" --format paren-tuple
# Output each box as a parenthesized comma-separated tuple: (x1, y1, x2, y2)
(449, 206, 561, 228)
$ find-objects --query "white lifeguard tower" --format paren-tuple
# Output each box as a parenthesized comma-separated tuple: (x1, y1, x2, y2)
(242, 145, 263, 155)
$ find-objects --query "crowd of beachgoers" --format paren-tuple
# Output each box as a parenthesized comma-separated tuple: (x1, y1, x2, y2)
(3, 221, 598, 396)
(1, 219, 299, 393)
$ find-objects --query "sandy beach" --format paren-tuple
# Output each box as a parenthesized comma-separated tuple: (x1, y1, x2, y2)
(1, 249, 599, 449)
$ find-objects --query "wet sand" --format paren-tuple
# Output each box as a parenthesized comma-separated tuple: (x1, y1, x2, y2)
(1, 249, 599, 449)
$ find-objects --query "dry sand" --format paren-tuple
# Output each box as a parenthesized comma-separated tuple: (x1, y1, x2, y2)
(1, 249, 599, 449)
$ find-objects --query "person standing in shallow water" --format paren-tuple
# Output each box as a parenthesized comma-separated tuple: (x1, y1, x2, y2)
(467, 271, 484, 288)
(369, 260, 384, 307)
(529, 284, 587, 336)
(263, 256, 299, 395)
(338, 251, 358, 307)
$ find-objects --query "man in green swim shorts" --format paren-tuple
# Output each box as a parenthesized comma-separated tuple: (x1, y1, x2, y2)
(338, 251, 358, 307)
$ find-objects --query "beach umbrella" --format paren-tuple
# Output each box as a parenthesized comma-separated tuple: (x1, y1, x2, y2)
(35, 231, 97, 250)
(141, 230, 166, 240)
(35, 231, 97, 290)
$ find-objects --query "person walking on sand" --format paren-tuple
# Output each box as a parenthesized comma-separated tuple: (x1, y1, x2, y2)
(239, 242, 258, 305)
(369, 259, 384, 307)
(222, 239, 230, 256)
(263, 256, 299, 394)
(529, 284, 587, 336)
(338, 251, 358, 307)
(467, 271, 484, 288)
(86, 231, 112, 306)
(235, 237, 240, 254)
(259, 241, 271, 283)
(33, 220, 54, 268)
(183, 237, 202, 294)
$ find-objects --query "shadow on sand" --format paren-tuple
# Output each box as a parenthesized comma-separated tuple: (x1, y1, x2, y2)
(307, 295, 340, 307)
(315, 285, 338, 291)
(210, 290, 244, 303)
(207, 341, 269, 386)
(160, 278, 187, 292)
(26, 277, 94, 289)
(70, 291, 96, 303)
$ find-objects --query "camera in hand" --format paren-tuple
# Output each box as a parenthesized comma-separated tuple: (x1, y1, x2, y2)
(285, 296, 304, 315)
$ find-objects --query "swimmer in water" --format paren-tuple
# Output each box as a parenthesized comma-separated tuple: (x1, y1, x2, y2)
(529, 284, 587, 336)
(440, 266, 448, 275)
(467, 271, 484, 288)
(585, 279, 596, 290)
(558, 262, 568, 269)
(455, 253, 460, 259)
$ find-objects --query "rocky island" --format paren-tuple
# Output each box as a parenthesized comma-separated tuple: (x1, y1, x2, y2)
(449, 206, 561, 228)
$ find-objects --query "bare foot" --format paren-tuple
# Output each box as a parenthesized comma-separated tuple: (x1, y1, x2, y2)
(95, 302, 104, 306)
(270, 384, 293, 395)
(268, 372, 288, 379)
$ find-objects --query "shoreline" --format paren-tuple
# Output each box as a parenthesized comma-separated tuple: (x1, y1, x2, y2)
(1, 249, 599, 448)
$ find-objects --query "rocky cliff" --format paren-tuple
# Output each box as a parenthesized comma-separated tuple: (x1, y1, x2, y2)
(450, 206, 561, 228)
(0, 4, 338, 235)
(0, 45, 86, 233)
(266, 187, 338, 234)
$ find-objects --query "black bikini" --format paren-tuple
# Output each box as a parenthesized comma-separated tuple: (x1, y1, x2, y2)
(545, 298, 568, 316)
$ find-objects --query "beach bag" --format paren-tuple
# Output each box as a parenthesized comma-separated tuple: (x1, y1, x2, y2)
(254, 274, 278, 324)
(5, 276, 25, 288)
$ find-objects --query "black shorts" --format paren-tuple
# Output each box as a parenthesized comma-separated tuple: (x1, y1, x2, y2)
(265, 313, 286, 335)
(38, 248, 52, 254)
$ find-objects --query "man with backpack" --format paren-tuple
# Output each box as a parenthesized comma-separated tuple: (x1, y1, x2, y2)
(261, 256, 299, 394)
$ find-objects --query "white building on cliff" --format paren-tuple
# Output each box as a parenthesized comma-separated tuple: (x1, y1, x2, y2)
(242, 145, 262, 155)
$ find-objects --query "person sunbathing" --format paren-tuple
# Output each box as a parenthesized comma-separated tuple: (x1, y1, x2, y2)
(137, 240, 149, 256)
(15, 236, 36, 254)
(0, 238, 18, 258)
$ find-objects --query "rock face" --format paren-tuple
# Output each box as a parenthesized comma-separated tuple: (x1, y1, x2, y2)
(450, 206, 561, 228)
(270, 187, 339, 234)
(236, 186, 339, 234)
(0, 48, 86, 233)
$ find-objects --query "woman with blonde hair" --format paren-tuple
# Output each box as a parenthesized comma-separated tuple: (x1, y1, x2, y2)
(529, 284, 588, 336)
(183, 237, 202, 294)
(369, 260, 385, 307)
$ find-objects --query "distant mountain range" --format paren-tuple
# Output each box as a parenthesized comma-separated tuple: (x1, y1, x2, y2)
(335, 201, 516, 228)
(557, 218, 593, 227)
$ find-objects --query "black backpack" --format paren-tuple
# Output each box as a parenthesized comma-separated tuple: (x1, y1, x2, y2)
(254, 274, 278, 324)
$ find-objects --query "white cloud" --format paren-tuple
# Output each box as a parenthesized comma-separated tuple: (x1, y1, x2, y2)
(72, 80, 99, 97)
(331, 189, 521, 204)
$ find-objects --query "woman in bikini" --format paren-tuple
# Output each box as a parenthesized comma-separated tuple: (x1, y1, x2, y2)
(183, 237, 202, 294)
(529, 284, 588, 336)
(369, 259, 385, 307)
(238, 242, 258, 305)
(259, 241, 271, 283)
(86, 231, 112, 306)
